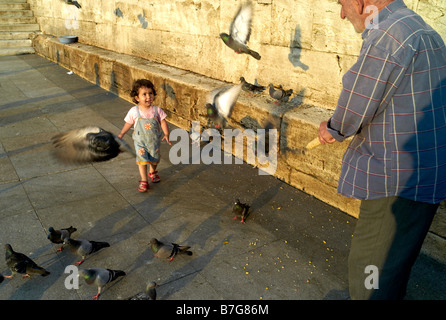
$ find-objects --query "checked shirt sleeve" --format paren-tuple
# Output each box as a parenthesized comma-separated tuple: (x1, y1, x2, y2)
(327, 44, 405, 142)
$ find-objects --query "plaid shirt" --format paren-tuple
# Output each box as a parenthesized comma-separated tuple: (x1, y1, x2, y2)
(327, 0, 446, 204)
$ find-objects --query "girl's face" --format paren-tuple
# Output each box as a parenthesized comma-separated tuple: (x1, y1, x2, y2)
(135, 86, 155, 108)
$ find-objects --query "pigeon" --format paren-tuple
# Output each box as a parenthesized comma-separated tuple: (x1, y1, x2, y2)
(4, 244, 50, 278)
(268, 84, 293, 104)
(128, 281, 158, 300)
(47, 226, 77, 252)
(189, 122, 203, 146)
(51, 126, 135, 164)
(220, 1, 261, 60)
(206, 82, 243, 129)
(0, 274, 4, 284)
(65, 238, 110, 266)
(240, 77, 266, 94)
(149, 238, 193, 261)
(232, 199, 251, 223)
(78, 268, 126, 300)
(66, 0, 81, 9)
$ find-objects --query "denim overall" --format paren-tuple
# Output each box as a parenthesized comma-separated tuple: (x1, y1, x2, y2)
(133, 106, 161, 165)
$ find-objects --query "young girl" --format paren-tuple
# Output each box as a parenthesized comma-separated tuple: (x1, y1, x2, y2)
(118, 79, 171, 192)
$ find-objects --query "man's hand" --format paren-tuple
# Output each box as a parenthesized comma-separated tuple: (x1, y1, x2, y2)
(318, 121, 336, 145)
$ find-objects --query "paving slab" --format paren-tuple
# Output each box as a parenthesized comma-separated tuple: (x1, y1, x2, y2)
(0, 54, 445, 305)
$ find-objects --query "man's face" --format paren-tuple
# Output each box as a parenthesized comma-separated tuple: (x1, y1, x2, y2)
(338, 0, 367, 33)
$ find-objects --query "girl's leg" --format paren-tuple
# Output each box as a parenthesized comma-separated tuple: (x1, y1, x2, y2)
(138, 164, 149, 192)
(149, 163, 160, 183)
(139, 164, 148, 181)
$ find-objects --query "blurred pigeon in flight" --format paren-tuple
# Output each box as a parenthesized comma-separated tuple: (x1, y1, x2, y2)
(51, 126, 135, 163)
(128, 281, 158, 300)
(4, 244, 50, 278)
(220, 1, 261, 60)
(47, 226, 77, 252)
(232, 199, 251, 223)
(65, 238, 110, 266)
(65, 0, 81, 9)
(149, 238, 192, 261)
(206, 82, 243, 129)
(79, 268, 126, 300)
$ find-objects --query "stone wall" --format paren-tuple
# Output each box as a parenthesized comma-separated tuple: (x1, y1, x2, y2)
(28, 0, 446, 263)
(28, 0, 446, 110)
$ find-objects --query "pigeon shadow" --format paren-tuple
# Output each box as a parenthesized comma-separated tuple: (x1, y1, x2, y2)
(323, 288, 350, 300)
(159, 241, 224, 300)
(186, 204, 231, 249)
(288, 25, 309, 70)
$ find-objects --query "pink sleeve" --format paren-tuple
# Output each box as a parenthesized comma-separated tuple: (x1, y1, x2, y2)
(124, 106, 137, 125)
(157, 107, 167, 122)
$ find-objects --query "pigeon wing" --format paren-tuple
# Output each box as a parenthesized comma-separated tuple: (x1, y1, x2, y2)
(52, 126, 102, 163)
(8, 252, 31, 274)
(52, 126, 131, 163)
(214, 83, 243, 118)
(229, 1, 253, 45)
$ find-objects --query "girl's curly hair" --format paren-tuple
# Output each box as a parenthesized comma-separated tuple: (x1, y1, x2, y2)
(130, 79, 157, 104)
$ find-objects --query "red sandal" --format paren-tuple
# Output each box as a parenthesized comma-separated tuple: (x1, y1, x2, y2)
(148, 171, 160, 183)
(138, 180, 149, 192)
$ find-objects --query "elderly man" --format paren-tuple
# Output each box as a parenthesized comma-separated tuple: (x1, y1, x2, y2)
(318, 0, 446, 299)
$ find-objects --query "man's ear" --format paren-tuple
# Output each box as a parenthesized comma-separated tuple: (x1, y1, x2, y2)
(355, 0, 366, 15)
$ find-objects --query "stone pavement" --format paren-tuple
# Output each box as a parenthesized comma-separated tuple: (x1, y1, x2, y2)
(0, 54, 445, 301)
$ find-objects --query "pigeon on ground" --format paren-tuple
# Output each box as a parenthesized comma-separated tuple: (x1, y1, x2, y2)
(232, 199, 251, 223)
(4, 244, 50, 278)
(51, 126, 135, 164)
(206, 82, 243, 130)
(220, 1, 261, 60)
(128, 281, 158, 300)
(78, 268, 126, 300)
(47, 226, 77, 252)
(240, 77, 266, 95)
(268, 84, 293, 104)
(65, 238, 110, 266)
(66, 0, 81, 9)
(149, 238, 193, 261)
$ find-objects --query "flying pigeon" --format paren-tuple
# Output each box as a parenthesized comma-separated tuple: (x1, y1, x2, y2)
(78, 268, 126, 300)
(51, 126, 135, 164)
(189, 121, 204, 146)
(206, 82, 243, 129)
(220, 1, 261, 60)
(66, 0, 81, 9)
(240, 77, 266, 95)
(268, 84, 293, 104)
(47, 226, 77, 252)
(149, 238, 193, 261)
(232, 199, 251, 223)
(128, 281, 158, 300)
(65, 238, 110, 266)
(4, 244, 50, 278)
